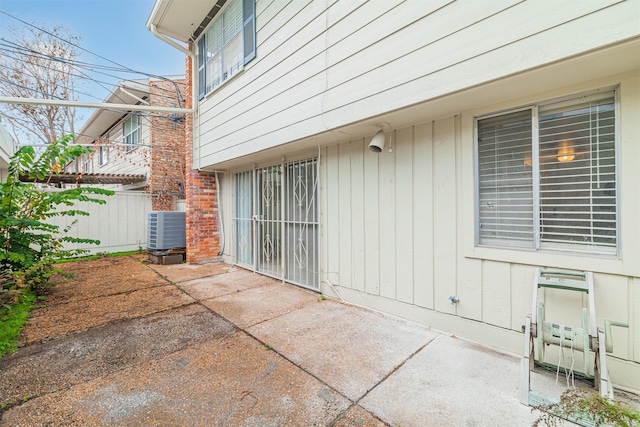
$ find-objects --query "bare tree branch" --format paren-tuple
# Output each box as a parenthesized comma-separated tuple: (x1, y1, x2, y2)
(0, 24, 80, 145)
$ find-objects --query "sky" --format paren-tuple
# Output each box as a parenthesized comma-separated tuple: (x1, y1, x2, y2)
(0, 0, 187, 129)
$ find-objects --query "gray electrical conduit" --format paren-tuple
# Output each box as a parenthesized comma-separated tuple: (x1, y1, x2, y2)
(215, 172, 225, 256)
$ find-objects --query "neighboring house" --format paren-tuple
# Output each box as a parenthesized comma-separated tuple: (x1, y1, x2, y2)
(148, 0, 640, 392)
(69, 77, 186, 211)
(0, 124, 17, 182)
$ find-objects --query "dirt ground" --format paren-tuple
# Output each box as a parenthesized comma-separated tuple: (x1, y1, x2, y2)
(0, 255, 225, 419)
(18, 254, 192, 346)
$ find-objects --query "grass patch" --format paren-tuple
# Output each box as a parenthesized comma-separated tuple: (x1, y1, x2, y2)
(55, 249, 146, 264)
(0, 291, 35, 357)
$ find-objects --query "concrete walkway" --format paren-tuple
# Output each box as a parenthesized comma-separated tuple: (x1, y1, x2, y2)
(1, 261, 572, 426)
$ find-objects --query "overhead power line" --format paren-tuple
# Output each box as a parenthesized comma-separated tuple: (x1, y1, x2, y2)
(0, 10, 187, 107)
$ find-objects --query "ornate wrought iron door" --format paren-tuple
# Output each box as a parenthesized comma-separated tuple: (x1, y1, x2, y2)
(234, 159, 318, 289)
(234, 170, 253, 268)
(256, 165, 283, 278)
(284, 159, 319, 289)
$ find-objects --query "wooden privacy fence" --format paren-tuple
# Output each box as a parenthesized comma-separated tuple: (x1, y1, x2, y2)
(47, 190, 153, 255)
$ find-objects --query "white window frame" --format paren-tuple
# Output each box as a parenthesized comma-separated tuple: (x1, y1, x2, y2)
(123, 115, 139, 152)
(197, 0, 256, 99)
(98, 144, 108, 166)
(474, 88, 619, 257)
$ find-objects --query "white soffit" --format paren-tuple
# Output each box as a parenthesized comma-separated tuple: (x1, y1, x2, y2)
(79, 82, 149, 141)
(147, 0, 216, 43)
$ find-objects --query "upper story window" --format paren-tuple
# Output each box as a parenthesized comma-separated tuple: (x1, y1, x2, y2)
(476, 90, 617, 256)
(98, 144, 108, 166)
(197, 0, 256, 99)
(123, 115, 139, 151)
(82, 158, 90, 173)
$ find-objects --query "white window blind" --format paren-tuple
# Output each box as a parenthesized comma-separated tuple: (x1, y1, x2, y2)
(197, 0, 256, 98)
(476, 90, 617, 255)
(538, 94, 616, 253)
(478, 110, 534, 248)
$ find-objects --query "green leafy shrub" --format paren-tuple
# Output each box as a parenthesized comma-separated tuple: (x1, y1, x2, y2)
(0, 135, 114, 303)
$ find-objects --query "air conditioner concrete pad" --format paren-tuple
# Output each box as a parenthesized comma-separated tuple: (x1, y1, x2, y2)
(148, 253, 184, 265)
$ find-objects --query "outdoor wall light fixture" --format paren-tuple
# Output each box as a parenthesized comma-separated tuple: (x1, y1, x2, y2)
(368, 123, 391, 153)
(368, 129, 386, 153)
(556, 140, 575, 162)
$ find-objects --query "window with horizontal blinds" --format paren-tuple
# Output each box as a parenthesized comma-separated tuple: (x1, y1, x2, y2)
(475, 90, 618, 256)
(197, 0, 256, 99)
(478, 110, 534, 248)
(538, 94, 616, 254)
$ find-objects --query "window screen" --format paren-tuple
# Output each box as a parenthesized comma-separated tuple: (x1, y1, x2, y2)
(538, 95, 616, 252)
(197, 0, 256, 98)
(124, 115, 139, 151)
(478, 110, 534, 248)
(476, 90, 617, 255)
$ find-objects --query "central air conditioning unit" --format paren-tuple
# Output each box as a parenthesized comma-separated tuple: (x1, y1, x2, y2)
(147, 211, 186, 250)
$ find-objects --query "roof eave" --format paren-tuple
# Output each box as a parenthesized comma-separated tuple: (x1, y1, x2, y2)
(146, 0, 219, 43)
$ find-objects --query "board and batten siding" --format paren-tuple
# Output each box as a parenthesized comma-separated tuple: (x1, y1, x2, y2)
(319, 70, 640, 392)
(194, 0, 638, 167)
(321, 125, 640, 391)
(322, 119, 468, 319)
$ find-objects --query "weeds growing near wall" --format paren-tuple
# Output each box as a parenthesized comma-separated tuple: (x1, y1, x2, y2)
(533, 388, 640, 427)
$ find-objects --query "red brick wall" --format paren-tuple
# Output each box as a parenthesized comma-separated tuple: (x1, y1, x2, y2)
(184, 50, 221, 263)
(147, 79, 187, 211)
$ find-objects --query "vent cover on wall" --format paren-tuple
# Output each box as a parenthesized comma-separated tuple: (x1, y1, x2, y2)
(147, 211, 186, 250)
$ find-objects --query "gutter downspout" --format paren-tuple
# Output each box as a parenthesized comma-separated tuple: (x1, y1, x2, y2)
(148, 23, 200, 171)
(148, 24, 197, 116)
(149, 24, 198, 113)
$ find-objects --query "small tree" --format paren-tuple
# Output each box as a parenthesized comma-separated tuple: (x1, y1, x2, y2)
(0, 135, 114, 303)
(0, 24, 80, 145)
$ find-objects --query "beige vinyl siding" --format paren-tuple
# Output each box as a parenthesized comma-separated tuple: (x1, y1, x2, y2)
(196, 0, 637, 166)
(92, 115, 151, 187)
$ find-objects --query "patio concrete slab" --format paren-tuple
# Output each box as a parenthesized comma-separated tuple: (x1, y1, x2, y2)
(19, 285, 195, 345)
(333, 405, 387, 427)
(6, 257, 629, 426)
(178, 269, 278, 300)
(148, 261, 232, 283)
(248, 299, 440, 401)
(0, 304, 235, 406)
(201, 281, 319, 328)
(360, 335, 539, 426)
(2, 333, 351, 427)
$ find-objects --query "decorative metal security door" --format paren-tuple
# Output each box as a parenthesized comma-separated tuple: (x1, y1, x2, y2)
(283, 159, 319, 288)
(256, 165, 283, 278)
(234, 170, 254, 268)
(234, 159, 319, 289)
